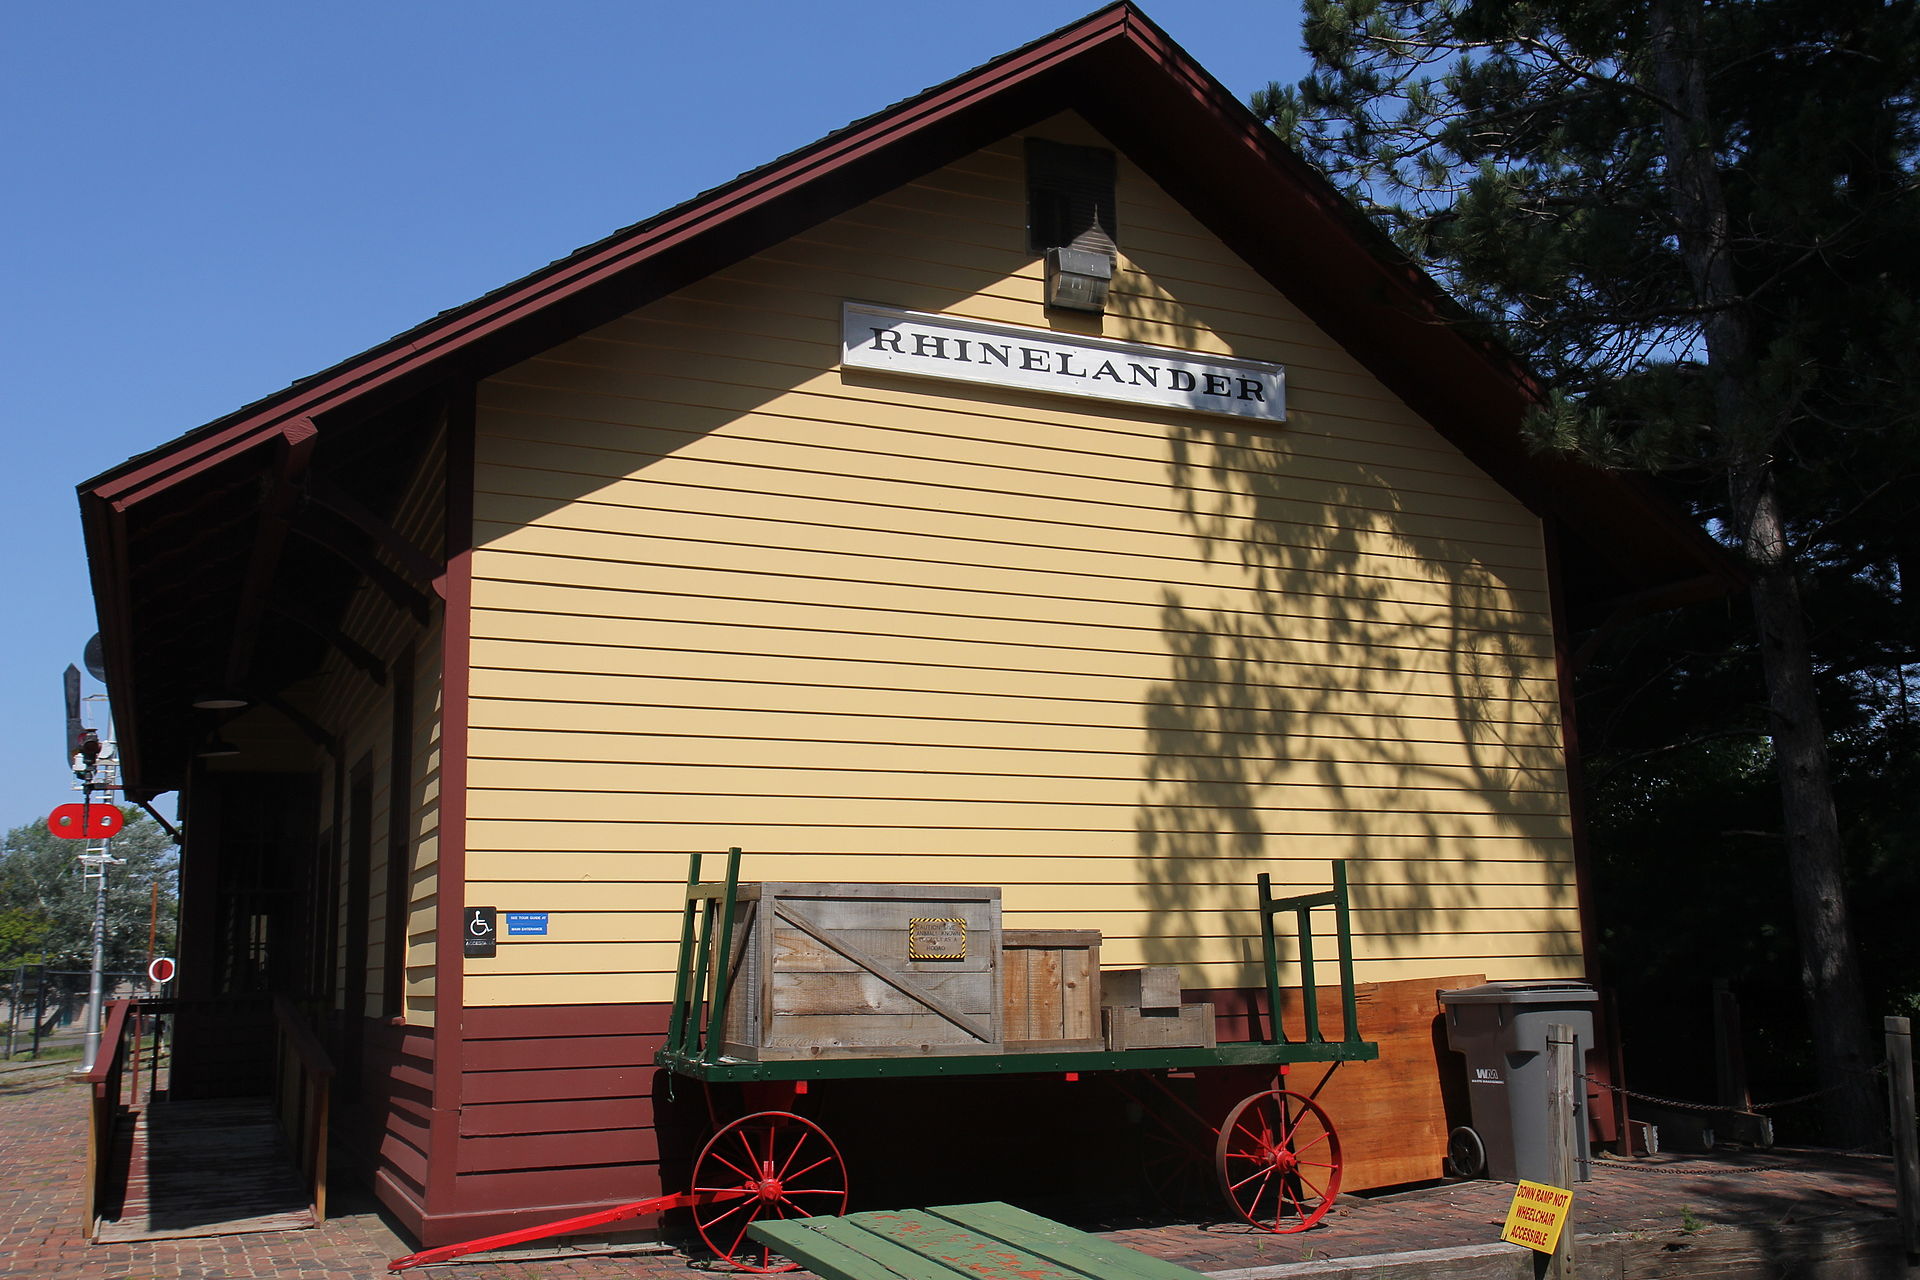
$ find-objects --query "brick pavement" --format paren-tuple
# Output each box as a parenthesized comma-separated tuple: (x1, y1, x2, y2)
(0, 1055, 1901, 1279)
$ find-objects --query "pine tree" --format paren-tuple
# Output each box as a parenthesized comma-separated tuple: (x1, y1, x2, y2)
(1261, 0, 1920, 1144)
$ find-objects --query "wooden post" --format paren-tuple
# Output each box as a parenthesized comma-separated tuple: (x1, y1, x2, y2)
(1887, 1016, 1919, 1260)
(1713, 978, 1749, 1109)
(1545, 1022, 1578, 1280)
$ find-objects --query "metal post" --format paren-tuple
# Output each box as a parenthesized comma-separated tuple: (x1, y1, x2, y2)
(79, 830, 109, 1074)
(1545, 1022, 1578, 1280)
(32, 967, 45, 1059)
(74, 709, 124, 1077)
(6, 965, 18, 1060)
(1886, 1017, 1919, 1260)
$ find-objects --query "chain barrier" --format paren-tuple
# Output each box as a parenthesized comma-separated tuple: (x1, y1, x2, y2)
(1579, 1060, 1887, 1117)
(1591, 1148, 1877, 1176)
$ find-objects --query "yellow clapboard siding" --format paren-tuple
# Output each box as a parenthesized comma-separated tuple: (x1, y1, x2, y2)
(465, 756, 1573, 809)
(465, 664, 1563, 740)
(474, 372, 1525, 526)
(470, 432, 1536, 559)
(471, 474, 1545, 593)
(463, 940, 679, 974)
(457, 117, 1577, 985)
(468, 553, 1552, 664)
(461, 848, 1575, 885)
(474, 504, 1552, 608)
(466, 578, 1558, 666)
(464, 725, 1568, 778)
(464, 581, 1556, 673)
(456, 874, 1579, 920)
(464, 793, 1572, 837)
(446, 870, 1576, 933)
(469, 497, 1552, 613)
(465, 706, 1564, 774)
(464, 694, 1559, 786)
(464, 621, 1559, 702)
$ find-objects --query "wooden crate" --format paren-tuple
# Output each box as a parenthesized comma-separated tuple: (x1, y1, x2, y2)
(1001, 929, 1102, 1050)
(714, 882, 1003, 1060)
(1103, 1002, 1217, 1051)
(1100, 966, 1181, 1011)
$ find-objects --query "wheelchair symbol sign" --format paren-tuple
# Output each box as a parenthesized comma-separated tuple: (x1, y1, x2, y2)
(464, 906, 497, 958)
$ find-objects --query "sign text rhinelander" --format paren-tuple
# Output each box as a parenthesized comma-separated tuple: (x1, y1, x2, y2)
(841, 302, 1285, 422)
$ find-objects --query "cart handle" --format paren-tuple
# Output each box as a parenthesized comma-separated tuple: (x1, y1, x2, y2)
(1257, 861, 1361, 1049)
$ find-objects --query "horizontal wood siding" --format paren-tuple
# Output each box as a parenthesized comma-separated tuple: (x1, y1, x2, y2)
(466, 112, 1575, 1009)
(449, 1004, 671, 1232)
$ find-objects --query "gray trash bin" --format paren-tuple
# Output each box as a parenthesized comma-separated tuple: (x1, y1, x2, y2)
(1439, 980, 1596, 1184)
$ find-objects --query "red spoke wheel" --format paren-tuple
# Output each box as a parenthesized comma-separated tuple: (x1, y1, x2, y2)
(1214, 1090, 1342, 1232)
(691, 1110, 849, 1272)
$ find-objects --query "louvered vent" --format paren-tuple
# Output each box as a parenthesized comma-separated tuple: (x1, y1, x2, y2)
(1026, 139, 1117, 255)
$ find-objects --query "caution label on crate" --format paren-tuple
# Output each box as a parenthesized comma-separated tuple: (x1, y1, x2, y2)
(907, 917, 966, 960)
(1501, 1180, 1572, 1253)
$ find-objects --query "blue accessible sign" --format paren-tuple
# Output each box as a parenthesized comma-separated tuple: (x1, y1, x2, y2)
(505, 912, 550, 936)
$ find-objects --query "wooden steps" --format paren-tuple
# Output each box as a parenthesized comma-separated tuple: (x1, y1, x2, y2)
(93, 1098, 316, 1242)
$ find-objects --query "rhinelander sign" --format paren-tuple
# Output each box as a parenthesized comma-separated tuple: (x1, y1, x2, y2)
(842, 302, 1286, 422)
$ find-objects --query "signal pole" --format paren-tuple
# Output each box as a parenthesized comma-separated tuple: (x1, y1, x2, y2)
(74, 697, 123, 1075)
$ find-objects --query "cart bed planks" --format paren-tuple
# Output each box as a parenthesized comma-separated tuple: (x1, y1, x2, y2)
(747, 1201, 1205, 1280)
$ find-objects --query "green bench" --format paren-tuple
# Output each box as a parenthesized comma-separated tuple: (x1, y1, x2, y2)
(745, 1201, 1205, 1280)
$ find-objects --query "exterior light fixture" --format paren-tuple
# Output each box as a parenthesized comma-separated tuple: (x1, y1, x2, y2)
(191, 694, 249, 710)
(1045, 247, 1113, 313)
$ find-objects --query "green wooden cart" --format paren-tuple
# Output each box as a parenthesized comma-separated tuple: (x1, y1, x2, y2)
(655, 849, 1379, 1272)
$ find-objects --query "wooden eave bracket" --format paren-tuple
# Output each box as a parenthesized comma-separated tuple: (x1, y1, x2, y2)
(266, 598, 388, 687)
(223, 420, 318, 692)
(299, 473, 447, 601)
(286, 514, 434, 624)
(258, 692, 340, 755)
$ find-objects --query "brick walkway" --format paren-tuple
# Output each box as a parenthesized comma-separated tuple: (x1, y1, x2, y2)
(1, 1056, 1901, 1279)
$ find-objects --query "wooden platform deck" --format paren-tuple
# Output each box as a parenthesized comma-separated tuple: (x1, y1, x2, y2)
(94, 1097, 316, 1243)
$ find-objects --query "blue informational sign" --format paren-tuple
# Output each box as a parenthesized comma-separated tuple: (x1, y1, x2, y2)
(505, 911, 550, 936)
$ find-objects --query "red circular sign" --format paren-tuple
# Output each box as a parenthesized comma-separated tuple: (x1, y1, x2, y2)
(46, 804, 124, 840)
(147, 957, 176, 985)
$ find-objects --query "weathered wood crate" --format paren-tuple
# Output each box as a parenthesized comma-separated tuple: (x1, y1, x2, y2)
(1001, 929, 1102, 1050)
(714, 882, 1003, 1060)
(1101, 966, 1181, 1011)
(1103, 1002, 1217, 1051)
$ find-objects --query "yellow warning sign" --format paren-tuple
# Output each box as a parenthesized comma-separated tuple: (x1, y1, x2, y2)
(1501, 1179, 1573, 1253)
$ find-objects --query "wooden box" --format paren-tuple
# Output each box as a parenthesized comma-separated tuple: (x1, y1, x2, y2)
(714, 882, 1003, 1060)
(1103, 1002, 1217, 1051)
(1001, 929, 1102, 1050)
(1100, 966, 1181, 1011)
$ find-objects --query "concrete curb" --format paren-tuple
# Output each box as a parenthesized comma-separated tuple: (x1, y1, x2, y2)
(1204, 1240, 1531, 1279)
(1202, 1220, 1910, 1280)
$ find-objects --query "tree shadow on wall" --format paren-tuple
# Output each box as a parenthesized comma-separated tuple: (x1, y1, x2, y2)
(1133, 417, 1579, 1005)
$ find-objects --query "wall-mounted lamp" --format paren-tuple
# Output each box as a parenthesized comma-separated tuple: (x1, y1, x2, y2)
(1045, 247, 1113, 314)
(191, 694, 249, 710)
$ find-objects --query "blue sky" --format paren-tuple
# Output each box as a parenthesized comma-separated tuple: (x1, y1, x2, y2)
(1, 2, 1314, 829)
